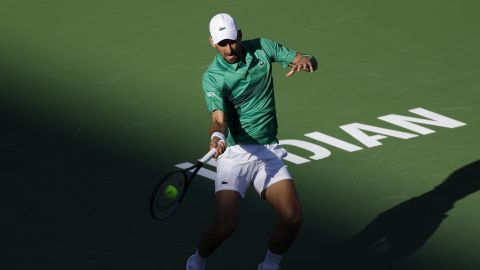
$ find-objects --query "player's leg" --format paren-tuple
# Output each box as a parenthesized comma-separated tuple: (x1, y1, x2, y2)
(198, 152, 251, 257)
(252, 144, 302, 269)
(257, 179, 302, 270)
(199, 190, 241, 256)
(264, 179, 302, 255)
(187, 145, 257, 269)
(186, 190, 241, 270)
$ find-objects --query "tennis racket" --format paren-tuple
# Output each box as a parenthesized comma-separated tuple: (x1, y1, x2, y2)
(150, 148, 217, 221)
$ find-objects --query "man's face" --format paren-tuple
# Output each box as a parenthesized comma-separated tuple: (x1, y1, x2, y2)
(212, 33, 242, 64)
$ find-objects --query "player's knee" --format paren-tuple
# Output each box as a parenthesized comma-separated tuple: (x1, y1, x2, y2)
(280, 207, 302, 232)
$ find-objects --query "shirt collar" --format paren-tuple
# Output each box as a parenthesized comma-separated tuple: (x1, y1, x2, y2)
(217, 42, 252, 71)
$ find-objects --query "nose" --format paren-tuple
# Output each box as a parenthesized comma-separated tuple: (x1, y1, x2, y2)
(225, 44, 233, 54)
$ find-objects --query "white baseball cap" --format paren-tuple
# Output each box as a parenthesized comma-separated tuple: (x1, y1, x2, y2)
(209, 13, 238, 44)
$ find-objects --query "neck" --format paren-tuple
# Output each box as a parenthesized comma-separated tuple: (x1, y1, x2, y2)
(238, 42, 246, 62)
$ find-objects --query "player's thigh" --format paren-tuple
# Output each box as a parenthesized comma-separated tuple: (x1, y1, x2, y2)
(264, 180, 302, 222)
(213, 190, 241, 231)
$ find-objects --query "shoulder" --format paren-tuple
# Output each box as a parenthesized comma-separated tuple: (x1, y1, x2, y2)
(202, 57, 225, 89)
(242, 38, 275, 51)
(243, 38, 285, 58)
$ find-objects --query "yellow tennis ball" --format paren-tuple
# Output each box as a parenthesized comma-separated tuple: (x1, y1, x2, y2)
(164, 185, 178, 200)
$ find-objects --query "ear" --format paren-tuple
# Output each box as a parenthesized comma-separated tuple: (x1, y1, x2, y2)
(209, 36, 216, 48)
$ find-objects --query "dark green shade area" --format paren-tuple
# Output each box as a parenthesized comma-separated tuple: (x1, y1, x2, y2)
(1, 1, 479, 269)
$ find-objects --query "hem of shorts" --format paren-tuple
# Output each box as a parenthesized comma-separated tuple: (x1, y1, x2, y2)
(258, 178, 293, 196)
(215, 186, 245, 198)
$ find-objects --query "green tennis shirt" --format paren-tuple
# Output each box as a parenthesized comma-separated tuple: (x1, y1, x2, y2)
(202, 38, 296, 145)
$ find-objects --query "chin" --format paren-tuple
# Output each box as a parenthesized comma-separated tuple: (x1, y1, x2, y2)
(225, 56, 238, 63)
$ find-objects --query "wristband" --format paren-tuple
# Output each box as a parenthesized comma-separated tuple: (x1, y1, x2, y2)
(211, 132, 225, 141)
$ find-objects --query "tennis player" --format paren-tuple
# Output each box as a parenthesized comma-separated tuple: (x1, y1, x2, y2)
(187, 13, 317, 270)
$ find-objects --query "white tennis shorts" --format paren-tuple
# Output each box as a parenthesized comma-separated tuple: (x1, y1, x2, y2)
(215, 143, 292, 197)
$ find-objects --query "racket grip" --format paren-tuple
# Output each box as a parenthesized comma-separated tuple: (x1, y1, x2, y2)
(199, 148, 217, 164)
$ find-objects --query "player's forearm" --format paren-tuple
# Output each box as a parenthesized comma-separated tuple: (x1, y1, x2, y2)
(209, 121, 228, 138)
(209, 110, 228, 157)
(209, 110, 228, 138)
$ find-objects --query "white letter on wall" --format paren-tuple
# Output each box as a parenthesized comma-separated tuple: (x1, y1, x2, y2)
(279, 139, 331, 164)
(339, 123, 418, 148)
(304, 131, 363, 152)
(378, 107, 467, 135)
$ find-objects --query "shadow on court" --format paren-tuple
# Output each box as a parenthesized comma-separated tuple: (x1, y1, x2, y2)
(0, 73, 338, 270)
(0, 101, 154, 269)
(339, 160, 480, 269)
(3, 88, 479, 269)
(0, 70, 190, 269)
(2, 64, 478, 269)
(0, 94, 335, 270)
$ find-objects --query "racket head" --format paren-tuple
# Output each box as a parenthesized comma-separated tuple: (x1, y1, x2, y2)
(150, 170, 189, 220)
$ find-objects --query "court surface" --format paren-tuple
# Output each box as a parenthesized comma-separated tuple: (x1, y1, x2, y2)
(1, 1, 479, 269)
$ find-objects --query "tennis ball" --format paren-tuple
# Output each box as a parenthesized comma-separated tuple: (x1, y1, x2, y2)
(164, 185, 178, 200)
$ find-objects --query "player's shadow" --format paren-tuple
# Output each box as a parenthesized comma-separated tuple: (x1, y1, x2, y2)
(340, 160, 480, 269)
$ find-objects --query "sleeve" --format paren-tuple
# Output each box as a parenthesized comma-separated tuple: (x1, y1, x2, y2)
(260, 38, 297, 68)
(202, 71, 226, 114)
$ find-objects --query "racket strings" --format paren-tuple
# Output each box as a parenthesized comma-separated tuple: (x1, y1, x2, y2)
(151, 171, 187, 220)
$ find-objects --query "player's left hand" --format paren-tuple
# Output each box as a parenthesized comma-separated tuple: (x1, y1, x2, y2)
(286, 55, 317, 77)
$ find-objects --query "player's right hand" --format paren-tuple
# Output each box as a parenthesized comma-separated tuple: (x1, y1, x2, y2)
(210, 137, 226, 159)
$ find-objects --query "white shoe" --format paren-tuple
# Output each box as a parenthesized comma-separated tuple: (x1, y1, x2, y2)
(186, 254, 205, 270)
(258, 263, 280, 270)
